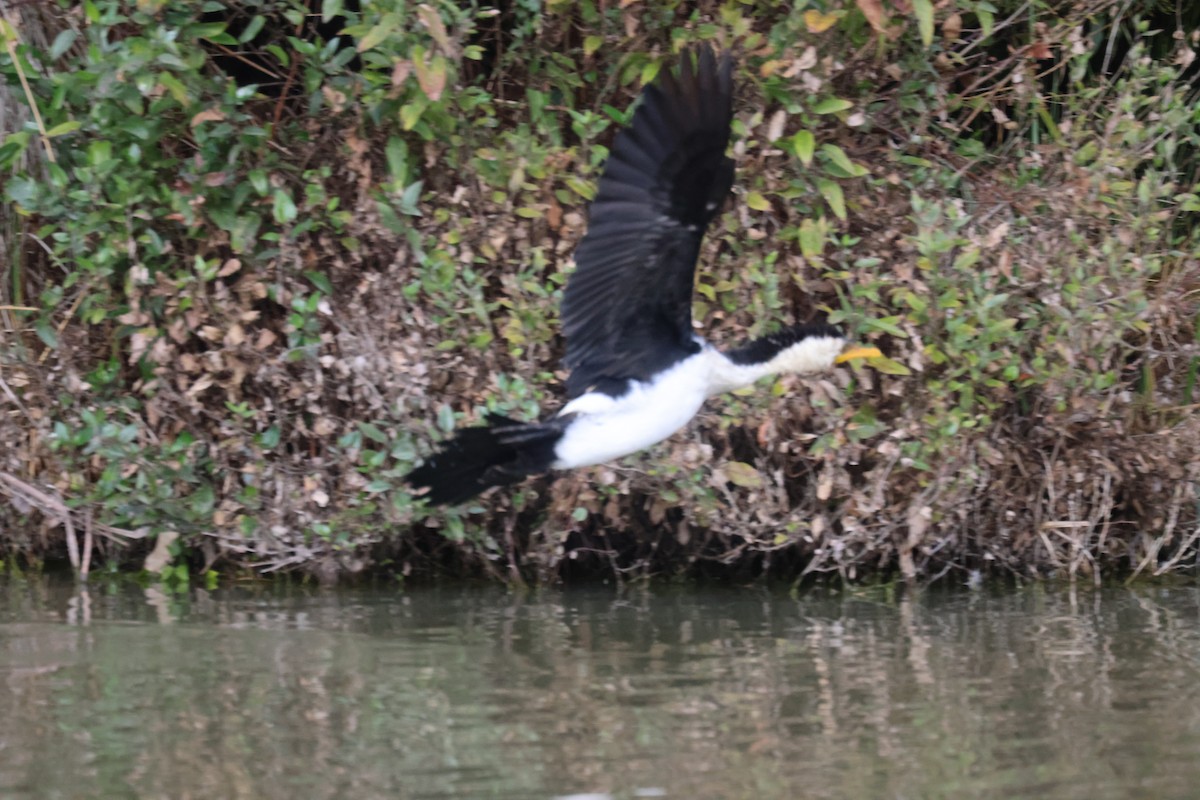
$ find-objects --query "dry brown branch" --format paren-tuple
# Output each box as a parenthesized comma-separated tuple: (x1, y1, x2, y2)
(0, 471, 145, 545)
(1, 14, 55, 164)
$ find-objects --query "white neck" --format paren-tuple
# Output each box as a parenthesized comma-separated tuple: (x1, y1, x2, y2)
(705, 335, 845, 396)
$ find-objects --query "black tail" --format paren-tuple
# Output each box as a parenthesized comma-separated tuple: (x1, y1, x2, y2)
(407, 413, 564, 506)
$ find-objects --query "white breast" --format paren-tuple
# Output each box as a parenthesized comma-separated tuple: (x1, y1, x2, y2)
(553, 351, 714, 469)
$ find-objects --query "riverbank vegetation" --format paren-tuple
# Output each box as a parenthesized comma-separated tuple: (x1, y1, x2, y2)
(2, 0, 1198, 584)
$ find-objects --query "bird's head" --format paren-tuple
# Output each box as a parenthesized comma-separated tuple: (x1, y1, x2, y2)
(729, 324, 881, 377)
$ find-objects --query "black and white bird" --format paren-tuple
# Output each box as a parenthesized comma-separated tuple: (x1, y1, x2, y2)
(408, 46, 880, 506)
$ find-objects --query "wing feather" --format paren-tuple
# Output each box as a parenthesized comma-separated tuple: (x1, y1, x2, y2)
(560, 45, 735, 398)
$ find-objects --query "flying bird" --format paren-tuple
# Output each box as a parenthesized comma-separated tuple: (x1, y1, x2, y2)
(408, 45, 880, 506)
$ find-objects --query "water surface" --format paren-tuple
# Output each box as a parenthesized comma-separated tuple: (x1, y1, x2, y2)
(2, 578, 1198, 799)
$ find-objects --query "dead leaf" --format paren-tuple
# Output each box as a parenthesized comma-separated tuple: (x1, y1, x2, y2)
(943, 12, 962, 42)
(855, 0, 888, 34)
(804, 9, 840, 33)
(757, 419, 773, 448)
(759, 59, 784, 77)
(812, 515, 826, 539)
(416, 4, 456, 56)
(984, 221, 1010, 248)
(391, 60, 412, 89)
(817, 473, 834, 501)
(412, 49, 446, 101)
(190, 107, 225, 127)
(143, 530, 180, 574)
(1026, 42, 1053, 60)
(322, 85, 348, 112)
(905, 504, 931, 547)
(767, 109, 787, 142)
(254, 329, 277, 350)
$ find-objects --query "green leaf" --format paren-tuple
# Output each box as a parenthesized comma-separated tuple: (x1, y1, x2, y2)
(265, 44, 289, 67)
(5, 175, 37, 206)
(248, 169, 269, 195)
(399, 180, 423, 215)
(866, 355, 911, 376)
(239, 15, 266, 43)
(640, 60, 662, 85)
(304, 270, 333, 295)
(36, 316, 59, 349)
(260, 426, 281, 448)
(0, 136, 28, 170)
(820, 144, 868, 177)
(565, 176, 595, 200)
(357, 14, 398, 52)
(864, 316, 907, 337)
(192, 22, 230, 42)
(272, 189, 297, 223)
(746, 191, 771, 212)
(50, 29, 77, 60)
(400, 98, 427, 130)
(584, 35, 603, 57)
(812, 97, 852, 114)
(978, 9, 994, 39)
(321, 0, 344, 24)
(45, 120, 81, 137)
(817, 179, 846, 220)
(357, 421, 388, 444)
(158, 73, 190, 106)
(87, 139, 112, 165)
(792, 130, 815, 167)
(726, 461, 763, 489)
(798, 218, 826, 259)
(385, 136, 410, 183)
(913, 0, 934, 47)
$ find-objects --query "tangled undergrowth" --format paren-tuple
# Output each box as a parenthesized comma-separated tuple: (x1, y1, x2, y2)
(1, 0, 1198, 585)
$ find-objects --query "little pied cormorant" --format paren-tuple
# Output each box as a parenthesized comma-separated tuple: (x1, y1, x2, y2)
(408, 45, 881, 506)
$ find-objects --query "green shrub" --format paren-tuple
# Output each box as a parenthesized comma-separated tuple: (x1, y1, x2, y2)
(1, 0, 1196, 583)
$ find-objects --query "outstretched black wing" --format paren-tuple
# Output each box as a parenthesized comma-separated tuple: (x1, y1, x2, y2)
(561, 46, 735, 398)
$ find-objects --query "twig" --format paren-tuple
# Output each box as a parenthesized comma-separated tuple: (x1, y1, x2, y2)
(0, 372, 33, 425)
(0, 471, 144, 543)
(2, 16, 56, 164)
(81, 508, 94, 580)
(36, 287, 85, 364)
(63, 498, 79, 573)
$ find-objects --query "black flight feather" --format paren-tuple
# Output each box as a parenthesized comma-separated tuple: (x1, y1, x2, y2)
(406, 414, 567, 506)
(561, 44, 735, 399)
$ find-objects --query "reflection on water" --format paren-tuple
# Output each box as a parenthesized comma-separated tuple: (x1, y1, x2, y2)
(1, 579, 1199, 799)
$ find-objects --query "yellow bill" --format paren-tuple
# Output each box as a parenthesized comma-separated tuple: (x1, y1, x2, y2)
(835, 344, 883, 364)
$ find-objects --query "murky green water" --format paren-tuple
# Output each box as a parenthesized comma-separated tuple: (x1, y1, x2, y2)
(2, 579, 1199, 799)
